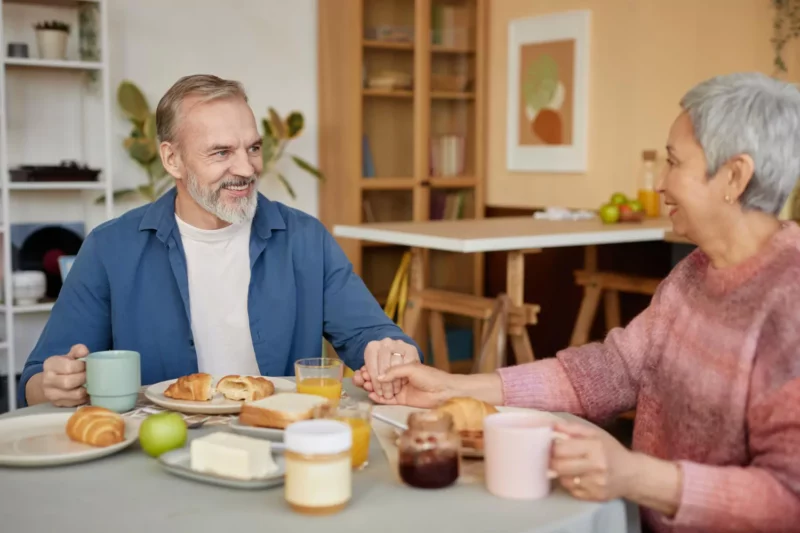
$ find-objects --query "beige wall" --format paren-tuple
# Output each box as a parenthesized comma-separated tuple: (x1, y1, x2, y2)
(486, 0, 781, 210)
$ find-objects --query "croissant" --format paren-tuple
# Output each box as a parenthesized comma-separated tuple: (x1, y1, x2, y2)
(163, 373, 213, 401)
(66, 406, 126, 447)
(434, 397, 499, 450)
(216, 375, 275, 402)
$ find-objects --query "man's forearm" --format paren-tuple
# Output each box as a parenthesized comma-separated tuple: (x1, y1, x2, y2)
(25, 372, 47, 406)
(449, 372, 505, 405)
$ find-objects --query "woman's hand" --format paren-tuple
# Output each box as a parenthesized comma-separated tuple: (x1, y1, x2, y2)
(549, 420, 639, 502)
(354, 363, 458, 408)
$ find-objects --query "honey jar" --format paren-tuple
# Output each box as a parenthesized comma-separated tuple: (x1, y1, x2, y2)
(284, 420, 352, 515)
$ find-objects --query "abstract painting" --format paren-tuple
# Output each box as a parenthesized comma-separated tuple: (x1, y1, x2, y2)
(507, 10, 590, 173)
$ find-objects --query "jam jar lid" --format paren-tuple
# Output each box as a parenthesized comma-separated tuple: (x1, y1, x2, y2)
(285, 420, 352, 455)
(407, 410, 454, 432)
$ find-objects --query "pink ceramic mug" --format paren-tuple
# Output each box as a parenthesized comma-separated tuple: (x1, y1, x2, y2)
(483, 411, 567, 500)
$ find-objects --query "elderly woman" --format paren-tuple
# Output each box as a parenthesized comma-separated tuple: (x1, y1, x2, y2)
(354, 72, 800, 533)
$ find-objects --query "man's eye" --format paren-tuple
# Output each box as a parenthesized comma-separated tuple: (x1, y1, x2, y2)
(215, 150, 229, 157)
(249, 145, 261, 154)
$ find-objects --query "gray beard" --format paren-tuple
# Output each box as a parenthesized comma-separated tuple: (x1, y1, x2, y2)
(186, 172, 258, 224)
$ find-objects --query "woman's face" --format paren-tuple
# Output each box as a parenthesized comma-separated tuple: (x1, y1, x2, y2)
(657, 112, 731, 239)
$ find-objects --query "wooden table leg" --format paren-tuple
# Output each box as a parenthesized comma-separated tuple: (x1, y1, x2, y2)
(506, 250, 535, 364)
(428, 311, 450, 371)
(570, 245, 601, 346)
(403, 248, 427, 350)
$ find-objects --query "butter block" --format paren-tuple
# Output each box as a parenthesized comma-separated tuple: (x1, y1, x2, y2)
(190, 432, 279, 480)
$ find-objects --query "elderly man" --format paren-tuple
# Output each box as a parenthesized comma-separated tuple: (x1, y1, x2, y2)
(20, 74, 420, 408)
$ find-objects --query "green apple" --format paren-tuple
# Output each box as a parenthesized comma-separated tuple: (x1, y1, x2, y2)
(627, 199, 644, 212)
(598, 203, 620, 224)
(138, 412, 187, 457)
(610, 192, 628, 205)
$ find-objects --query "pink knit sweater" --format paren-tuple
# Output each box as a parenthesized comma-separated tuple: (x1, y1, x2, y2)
(497, 222, 800, 533)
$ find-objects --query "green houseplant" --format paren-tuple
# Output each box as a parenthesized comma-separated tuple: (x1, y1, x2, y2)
(771, 0, 800, 75)
(100, 80, 323, 204)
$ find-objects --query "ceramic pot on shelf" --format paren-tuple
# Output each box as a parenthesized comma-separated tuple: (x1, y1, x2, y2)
(36, 29, 68, 60)
(13, 271, 46, 305)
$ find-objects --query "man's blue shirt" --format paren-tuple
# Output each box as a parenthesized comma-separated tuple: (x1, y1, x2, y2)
(18, 188, 419, 406)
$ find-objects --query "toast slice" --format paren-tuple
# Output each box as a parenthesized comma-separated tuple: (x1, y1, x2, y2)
(238, 392, 329, 429)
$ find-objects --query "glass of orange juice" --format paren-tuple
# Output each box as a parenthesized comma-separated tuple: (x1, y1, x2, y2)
(295, 358, 344, 405)
(314, 399, 372, 470)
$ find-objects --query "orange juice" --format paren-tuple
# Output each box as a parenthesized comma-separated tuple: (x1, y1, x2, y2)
(637, 189, 660, 217)
(297, 377, 342, 404)
(338, 416, 370, 469)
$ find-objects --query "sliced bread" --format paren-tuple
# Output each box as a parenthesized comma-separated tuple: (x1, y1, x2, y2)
(238, 392, 329, 429)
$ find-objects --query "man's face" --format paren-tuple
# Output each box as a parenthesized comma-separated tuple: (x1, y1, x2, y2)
(173, 96, 263, 224)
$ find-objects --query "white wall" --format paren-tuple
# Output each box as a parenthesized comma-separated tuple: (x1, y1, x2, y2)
(1, 0, 319, 376)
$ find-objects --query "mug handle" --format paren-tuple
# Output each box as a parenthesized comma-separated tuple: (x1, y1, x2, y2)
(74, 356, 88, 388)
(547, 431, 570, 479)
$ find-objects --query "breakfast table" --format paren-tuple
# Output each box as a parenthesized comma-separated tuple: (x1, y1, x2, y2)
(0, 379, 638, 533)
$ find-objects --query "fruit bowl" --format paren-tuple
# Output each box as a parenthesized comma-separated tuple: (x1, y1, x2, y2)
(598, 192, 645, 224)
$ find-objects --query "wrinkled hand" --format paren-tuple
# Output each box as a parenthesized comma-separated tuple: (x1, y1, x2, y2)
(353, 338, 419, 401)
(41, 344, 89, 407)
(550, 421, 639, 502)
(354, 362, 455, 408)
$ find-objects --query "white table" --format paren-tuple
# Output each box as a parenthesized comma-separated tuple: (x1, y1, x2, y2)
(333, 217, 675, 369)
(0, 380, 635, 533)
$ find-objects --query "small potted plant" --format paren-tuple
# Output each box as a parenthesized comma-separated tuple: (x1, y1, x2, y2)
(34, 20, 70, 60)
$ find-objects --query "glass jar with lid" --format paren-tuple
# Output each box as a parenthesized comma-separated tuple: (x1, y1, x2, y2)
(397, 410, 460, 489)
(284, 419, 352, 515)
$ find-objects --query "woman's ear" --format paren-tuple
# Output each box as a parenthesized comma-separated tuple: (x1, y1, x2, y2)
(726, 154, 755, 204)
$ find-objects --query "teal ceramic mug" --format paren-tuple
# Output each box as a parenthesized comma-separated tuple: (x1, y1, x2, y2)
(79, 350, 141, 413)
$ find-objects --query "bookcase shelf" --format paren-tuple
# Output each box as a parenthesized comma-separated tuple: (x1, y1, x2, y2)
(319, 0, 486, 364)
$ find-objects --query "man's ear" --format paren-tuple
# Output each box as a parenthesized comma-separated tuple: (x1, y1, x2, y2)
(726, 153, 755, 204)
(160, 141, 184, 181)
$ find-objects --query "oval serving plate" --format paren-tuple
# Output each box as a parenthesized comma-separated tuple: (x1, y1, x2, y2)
(158, 446, 286, 490)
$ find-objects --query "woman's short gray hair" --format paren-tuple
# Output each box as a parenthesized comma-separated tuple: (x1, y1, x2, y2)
(680, 72, 800, 214)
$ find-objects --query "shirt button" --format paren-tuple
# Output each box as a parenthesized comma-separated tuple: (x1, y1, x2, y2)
(189, 339, 195, 347)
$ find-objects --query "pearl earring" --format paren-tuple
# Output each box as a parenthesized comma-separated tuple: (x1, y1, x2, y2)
(724, 195, 732, 203)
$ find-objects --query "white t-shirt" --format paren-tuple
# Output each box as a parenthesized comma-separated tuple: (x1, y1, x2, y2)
(175, 214, 260, 376)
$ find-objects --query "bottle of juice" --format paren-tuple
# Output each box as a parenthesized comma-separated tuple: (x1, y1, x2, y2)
(637, 149, 660, 217)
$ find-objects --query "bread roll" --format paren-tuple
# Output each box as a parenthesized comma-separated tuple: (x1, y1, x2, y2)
(239, 393, 329, 429)
(434, 397, 498, 450)
(66, 406, 126, 447)
(216, 375, 275, 402)
(163, 373, 213, 401)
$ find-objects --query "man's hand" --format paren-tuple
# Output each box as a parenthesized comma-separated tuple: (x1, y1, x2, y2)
(355, 338, 419, 400)
(355, 362, 458, 408)
(38, 344, 90, 407)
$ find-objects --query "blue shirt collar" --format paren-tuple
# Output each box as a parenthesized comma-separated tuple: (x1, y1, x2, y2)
(138, 186, 286, 242)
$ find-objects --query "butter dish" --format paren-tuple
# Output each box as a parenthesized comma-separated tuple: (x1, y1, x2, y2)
(159, 446, 286, 490)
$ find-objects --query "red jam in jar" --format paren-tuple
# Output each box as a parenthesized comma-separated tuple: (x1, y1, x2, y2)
(397, 411, 460, 489)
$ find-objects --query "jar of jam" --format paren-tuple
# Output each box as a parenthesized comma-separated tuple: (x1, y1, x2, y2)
(284, 420, 352, 515)
(397, 410, 460, 489)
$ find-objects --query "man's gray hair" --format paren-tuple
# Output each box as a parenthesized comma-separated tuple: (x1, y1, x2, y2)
(680, 72, 800, 215)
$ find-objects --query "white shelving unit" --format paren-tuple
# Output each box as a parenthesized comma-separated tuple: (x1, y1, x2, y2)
(0, 0, 114, 410)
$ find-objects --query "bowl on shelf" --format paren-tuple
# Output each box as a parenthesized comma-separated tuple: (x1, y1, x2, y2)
(431, 73, 471, 93)
(12, 271, 46, 306)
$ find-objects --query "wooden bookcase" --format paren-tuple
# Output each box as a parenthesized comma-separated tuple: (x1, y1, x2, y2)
(318, 0, 486, 367)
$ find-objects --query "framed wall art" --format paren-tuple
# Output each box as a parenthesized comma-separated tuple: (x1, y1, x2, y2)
(506, 10, 590, 173)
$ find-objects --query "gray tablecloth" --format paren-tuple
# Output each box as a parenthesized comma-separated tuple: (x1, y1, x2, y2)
(0, 379, 638, 533)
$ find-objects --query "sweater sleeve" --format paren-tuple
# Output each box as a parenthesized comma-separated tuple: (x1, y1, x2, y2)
(661, 301, 800, 532)
(663, 378, 800, 532)
(497, 278, 667, 422)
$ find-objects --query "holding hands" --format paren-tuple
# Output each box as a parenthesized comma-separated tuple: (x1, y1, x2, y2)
(354, 338, 421, 401)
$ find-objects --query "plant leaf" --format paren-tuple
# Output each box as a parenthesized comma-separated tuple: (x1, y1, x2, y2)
(94, 188, 139, 204)
(137, 184, 156, 202)
(268, 107, 287, 139)
(126, 138, 157, 166)
(262, 118, 274, 140)
(291, 155, 324, 180)
(149, 154, 167, 180)
(117, 80, 150, 125)
(143, 113, 158, 141)
(286, 111, 304, 138)
(261, 135, 277, 172)
(276, 173, 296, 199)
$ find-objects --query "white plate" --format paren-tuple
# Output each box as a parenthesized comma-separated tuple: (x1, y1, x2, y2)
(159, 447, 286, 489)
(229, 418, 286, 440)
(0, 412, 140, 467)
(144, 375, 296, 415)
